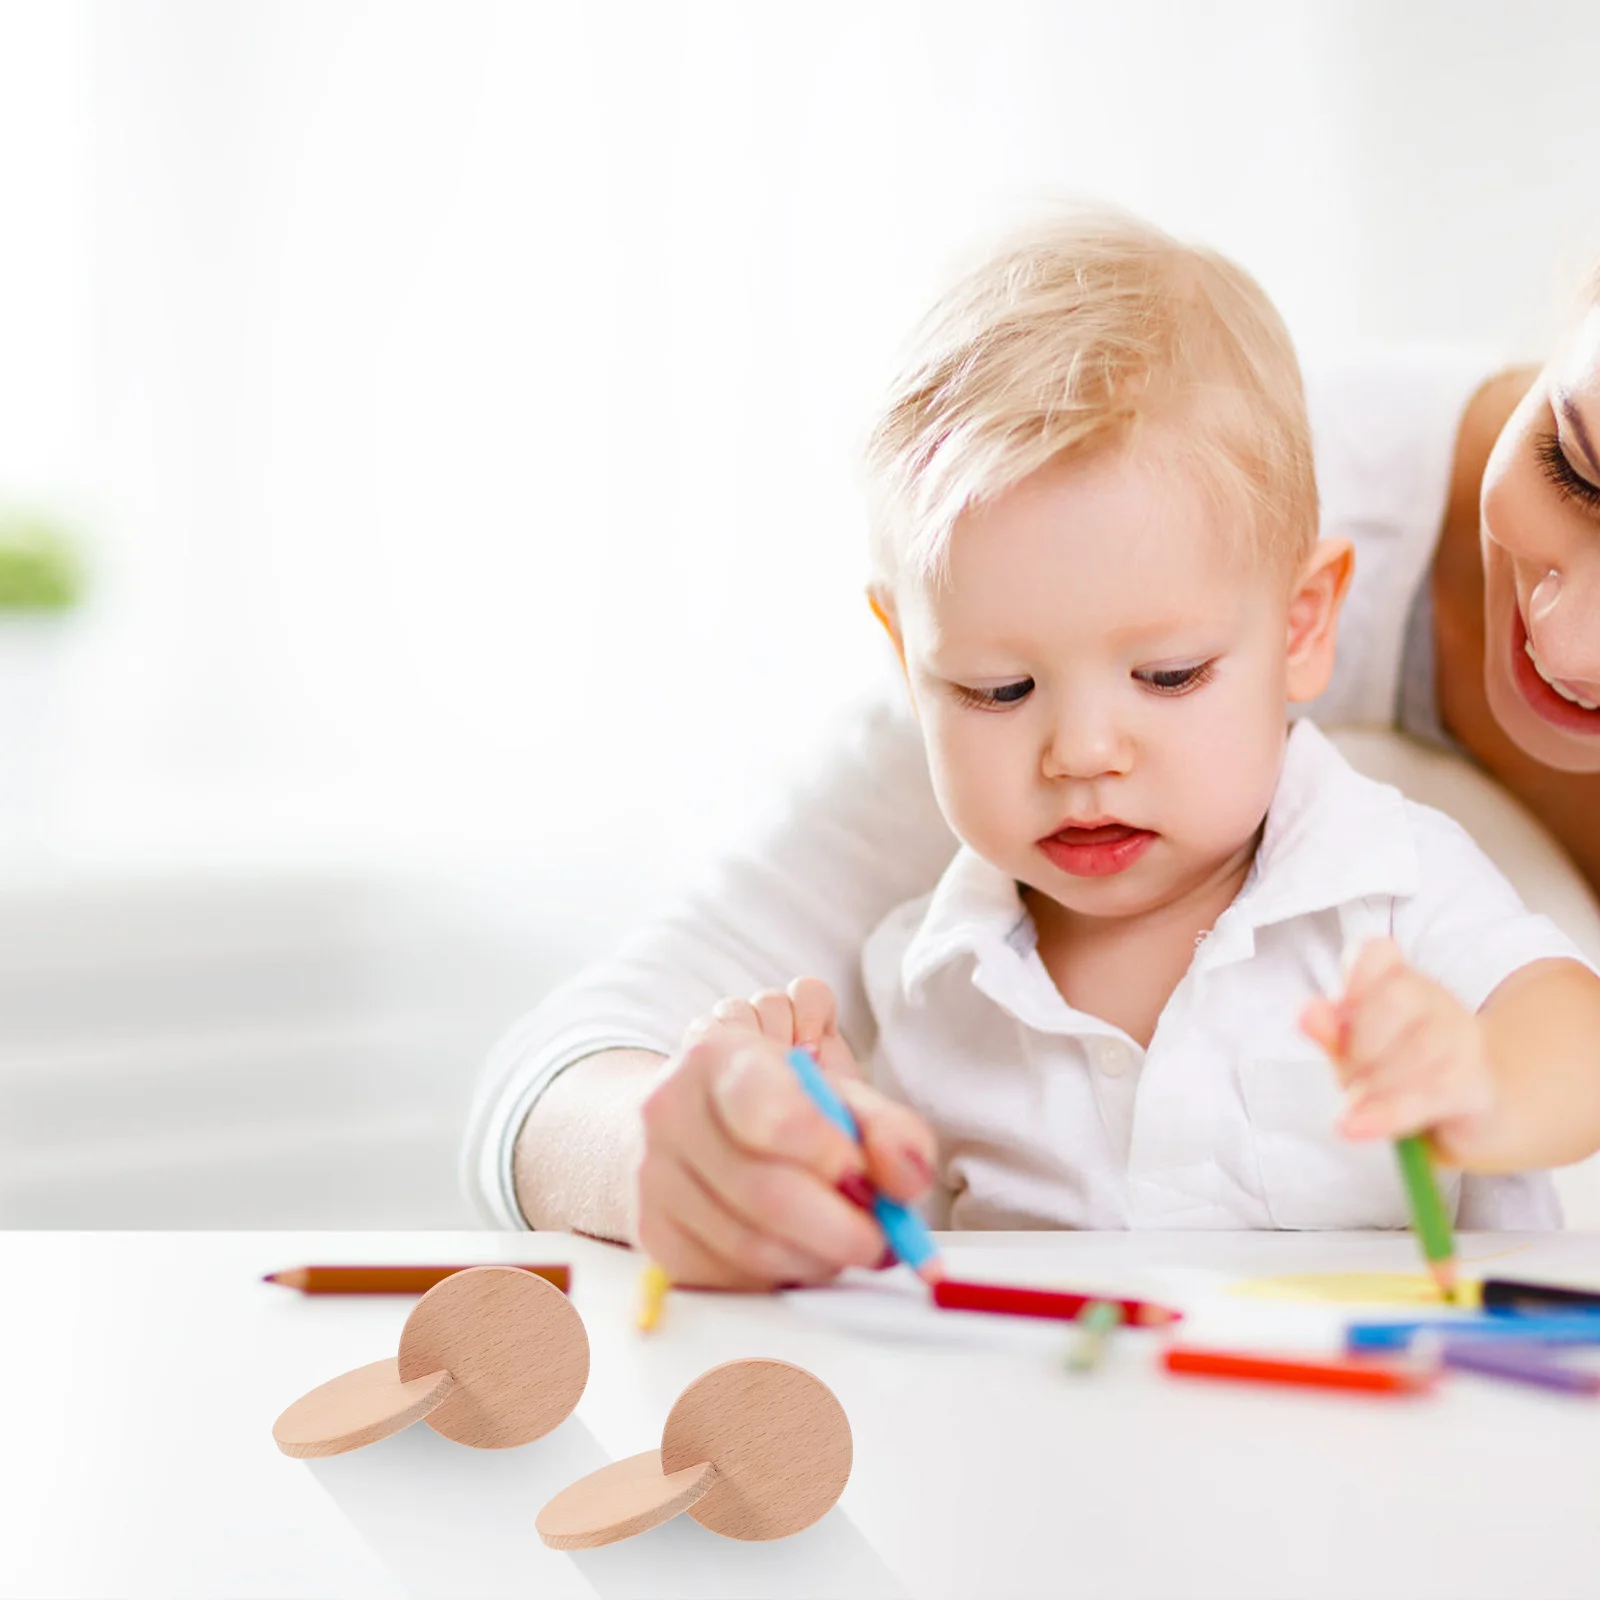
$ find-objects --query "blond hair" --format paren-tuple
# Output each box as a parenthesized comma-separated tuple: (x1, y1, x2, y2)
(865, 203, 1317, 586)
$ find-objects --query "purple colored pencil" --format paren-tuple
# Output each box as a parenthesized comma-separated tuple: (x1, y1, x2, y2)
(1438, 1338, 1600, 1395)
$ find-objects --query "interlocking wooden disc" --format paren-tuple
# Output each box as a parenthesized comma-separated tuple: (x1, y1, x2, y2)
(659, 1359, 851, 1541)
(272, 1357, 454, 1458)
(535, 1449, 720, 1550)
(397, 1264, 589, 1448)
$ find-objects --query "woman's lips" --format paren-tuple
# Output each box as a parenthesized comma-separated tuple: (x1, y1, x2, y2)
(1038, 822, 1156, 878)
(1510, 605, 1600, 735)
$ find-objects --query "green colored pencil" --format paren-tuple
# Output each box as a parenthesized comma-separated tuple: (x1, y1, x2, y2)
(1066, 1298, 1125, 1372)
(1395, 1135, 1458, 1299)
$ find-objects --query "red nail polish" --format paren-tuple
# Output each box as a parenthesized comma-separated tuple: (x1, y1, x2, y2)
(872, 1247, 896, 1271)
(835, 1172, 876, 1210)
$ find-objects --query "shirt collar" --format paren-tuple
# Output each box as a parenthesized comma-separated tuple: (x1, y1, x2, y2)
(897, 719, 1419, 998)
(1231, 719, 1419, 935)
(899, 846, 1032, 1001)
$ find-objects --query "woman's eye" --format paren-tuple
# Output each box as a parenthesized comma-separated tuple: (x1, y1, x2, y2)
(1535, 433, 1600, 512)
(953, 677, 1034, 709)
(1136, 662, 1215, 694)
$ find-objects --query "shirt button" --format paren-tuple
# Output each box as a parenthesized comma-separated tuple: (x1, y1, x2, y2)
(1092, 1039, 1130, 1076)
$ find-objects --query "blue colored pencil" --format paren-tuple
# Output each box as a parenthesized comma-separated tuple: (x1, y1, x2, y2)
(786, 1047, 943, 1283)
(1348, 1313, 1600, 1352)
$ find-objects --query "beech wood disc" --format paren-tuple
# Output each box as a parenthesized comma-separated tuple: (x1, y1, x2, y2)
(397, 1265, 589, 1448)
(272, 1357, 454, 1458)
(659, 1359, 851, 1541)
(535, 1449, 719, 1550)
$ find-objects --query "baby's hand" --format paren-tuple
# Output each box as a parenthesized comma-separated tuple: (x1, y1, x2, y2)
(1298, 938, 1496, 1159)
(634, 976, 938, 1291)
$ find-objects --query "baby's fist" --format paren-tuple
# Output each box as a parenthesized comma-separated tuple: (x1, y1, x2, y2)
(1299, 938, 1496, 1156)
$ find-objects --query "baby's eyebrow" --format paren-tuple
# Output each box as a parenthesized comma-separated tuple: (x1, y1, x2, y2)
(1555, 391, 1600, 483)
(1102, 613, 1216, 648)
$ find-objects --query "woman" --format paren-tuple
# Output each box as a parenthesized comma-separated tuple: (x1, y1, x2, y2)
(462, 278, 1600, 1284)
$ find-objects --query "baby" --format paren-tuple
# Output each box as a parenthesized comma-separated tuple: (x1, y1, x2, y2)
(633, 206, 1600, 1286)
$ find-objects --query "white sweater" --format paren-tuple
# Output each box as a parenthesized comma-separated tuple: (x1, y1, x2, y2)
(462, 347, 1495, 1229)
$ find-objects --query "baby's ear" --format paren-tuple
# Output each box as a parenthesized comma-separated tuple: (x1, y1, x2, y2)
(1285, 538, 1355, 703)
(866, 584, 908, 672)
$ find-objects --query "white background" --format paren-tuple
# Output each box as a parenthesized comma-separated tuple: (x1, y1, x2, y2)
(2, 2, 1599, 1226)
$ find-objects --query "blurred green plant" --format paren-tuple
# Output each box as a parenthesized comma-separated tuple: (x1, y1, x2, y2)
(0, 512, 84, 611)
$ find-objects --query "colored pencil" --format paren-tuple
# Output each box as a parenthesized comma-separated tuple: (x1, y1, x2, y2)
(1482, 1276, 1600, 1315)
(636, 1262, 671, 1333)
(785, 1048, 944, 1283)
(1395, 1134, 1458, 1299)
(1066, 1299, 1124, 1372)
(1348, 1314, 1600, 1352)
(262, 1264, 570, 1295)
(934, 1277, 1182, 1327)
(1164, 1346, 1432, 1394)
(1433, 1338, 1600, 1395)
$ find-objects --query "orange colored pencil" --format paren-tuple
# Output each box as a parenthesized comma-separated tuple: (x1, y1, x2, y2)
(263, 1264, 570, 1295)
(1164, 1346, 1432, 1394)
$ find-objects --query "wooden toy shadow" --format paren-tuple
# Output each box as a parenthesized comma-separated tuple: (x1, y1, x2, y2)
(273, 1265, 589, 1456)
(536, 1357, 851, 1547)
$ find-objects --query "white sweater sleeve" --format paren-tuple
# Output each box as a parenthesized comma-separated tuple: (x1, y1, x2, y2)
(460, 693, 958, 1227)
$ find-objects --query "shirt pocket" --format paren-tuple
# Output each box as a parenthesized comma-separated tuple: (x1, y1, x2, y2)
(1237, 1057, 1461, 1231)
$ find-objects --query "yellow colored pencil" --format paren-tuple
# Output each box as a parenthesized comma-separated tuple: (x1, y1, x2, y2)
(637, 1262, 671, 1332)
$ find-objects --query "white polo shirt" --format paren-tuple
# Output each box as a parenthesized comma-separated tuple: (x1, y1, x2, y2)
(862, 721, 1584, 1235)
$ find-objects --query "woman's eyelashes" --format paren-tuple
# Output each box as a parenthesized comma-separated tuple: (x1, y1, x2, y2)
(1536, 433, 1600, 514)
(948, 661, 1216, 708)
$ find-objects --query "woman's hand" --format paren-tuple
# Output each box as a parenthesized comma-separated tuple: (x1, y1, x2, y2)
(634, 976, 938, 1290)
(1298, 938, 1496, 1161)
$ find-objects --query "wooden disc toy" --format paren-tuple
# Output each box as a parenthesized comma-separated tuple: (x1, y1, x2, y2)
(536, 1358, 851, 1549)
(273, 1358, 455, 1459)
(273, 1265, 589, 1457)
(535, 1451, 720, 1550)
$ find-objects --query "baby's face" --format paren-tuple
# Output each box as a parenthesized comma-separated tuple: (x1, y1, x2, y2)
(891, 439, 1298, 927)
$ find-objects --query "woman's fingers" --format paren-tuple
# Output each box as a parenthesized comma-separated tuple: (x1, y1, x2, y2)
(709, 996, 762, 1033)
(708, 1040, 863, 1177)
(682, 1123, 884, 1270)
(747, 988, 798, 1047)
(636, 1151, 845, 1287)
(641, 1041, 883, 1279)
(786, 976, 839, 1057)
(637, 997, 929, 1291)
(837, 1076, 938, 1201)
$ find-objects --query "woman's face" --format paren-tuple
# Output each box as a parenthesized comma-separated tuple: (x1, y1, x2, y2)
(1480, 308, 1600, 773)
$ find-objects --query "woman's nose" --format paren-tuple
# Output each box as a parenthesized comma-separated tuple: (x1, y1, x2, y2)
(1527, 562, 1600, 691)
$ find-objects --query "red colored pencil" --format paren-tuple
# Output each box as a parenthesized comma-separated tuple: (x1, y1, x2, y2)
(262, 1264, 570, 1295)
(1164, 1346, 1433, 1394)
(932, 1277, 1181, 1327)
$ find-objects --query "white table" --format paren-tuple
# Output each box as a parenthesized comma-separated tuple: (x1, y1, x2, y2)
(6, 1229, 1600, 1600)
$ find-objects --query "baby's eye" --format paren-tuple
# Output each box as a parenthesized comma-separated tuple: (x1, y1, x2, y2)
(1135, 662, 1216, 694)
(952, 677, 1034, 710)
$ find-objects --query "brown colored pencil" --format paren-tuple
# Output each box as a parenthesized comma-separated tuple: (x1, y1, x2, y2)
(263, 1263, 570, 1295)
